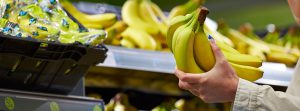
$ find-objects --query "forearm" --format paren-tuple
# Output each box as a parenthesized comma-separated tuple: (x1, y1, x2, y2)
(233, 79, 300, 111)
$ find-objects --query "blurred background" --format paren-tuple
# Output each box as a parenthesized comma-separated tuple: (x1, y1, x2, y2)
(70, 0, 295, 30)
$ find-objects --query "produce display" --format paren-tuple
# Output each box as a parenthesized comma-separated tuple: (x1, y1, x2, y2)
(61, 0, 205, 51)
(220, 22, 300, 67)
(0, 0, 106, 46)
(60, 0, 299, 66)
(87, 92, 230, 111)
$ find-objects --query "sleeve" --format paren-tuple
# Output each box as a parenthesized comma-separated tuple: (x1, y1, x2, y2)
(287, 60, 300, 96)
(232, 78, 300, 111)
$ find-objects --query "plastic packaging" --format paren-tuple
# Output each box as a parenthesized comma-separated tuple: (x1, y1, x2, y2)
(0, 0, 106, 46)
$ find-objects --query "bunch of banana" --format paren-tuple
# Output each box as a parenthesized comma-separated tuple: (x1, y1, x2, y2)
(104, 21, 128, 44)
(105, 93, 138, 111)
(118, 0, 169, 50)
(122, 0, 167, 35)
(168, 7, 263, 82)
(237, 23, 299, 66)
(168, 0, 205, 20)
(59, 0, 117, 29)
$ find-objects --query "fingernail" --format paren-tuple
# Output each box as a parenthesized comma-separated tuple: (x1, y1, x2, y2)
(208, 35, 214, 41)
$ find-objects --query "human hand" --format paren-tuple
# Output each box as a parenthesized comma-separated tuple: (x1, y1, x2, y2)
(288, 0, 300, 25)
(175, 38, 239, 103)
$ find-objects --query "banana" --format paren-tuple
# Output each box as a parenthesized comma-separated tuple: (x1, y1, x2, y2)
(218, 22, 270, 54)
(193, 8, 215, 71)
(217, 41, 240, 54)
(167, 13, 194, 52)
(248, 46, 267, 61)
(139, 0, 167, 36)
(82, 23, 104, 29)
(204, 23, 234, 47)
(168, 0, 205, 19)
(60, 0, 117, 29)
(104, 21, 128, 44)
(173, 10, 204, 73)
(105, 99, 116, 111)
(113, 93, 138, 111)
(230, 62, 263, 82)
(150, 2, 168, 24)
(122, 0, 160, 35)
(121, 27, 157, 50)
(224, 51, 263, 67)
(139, 0, 160, 25)
(120, 38, 136, 49)
(266, 52, 298, 67)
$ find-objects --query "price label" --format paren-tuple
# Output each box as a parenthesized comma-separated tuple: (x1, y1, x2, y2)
(50, 102, 60, 111)
(5, 97, 15, 110)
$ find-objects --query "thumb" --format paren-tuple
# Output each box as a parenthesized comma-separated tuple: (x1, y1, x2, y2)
(209, 35, 225, 63)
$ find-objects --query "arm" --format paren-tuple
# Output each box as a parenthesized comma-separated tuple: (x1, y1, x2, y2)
(233, 78, 300, 111)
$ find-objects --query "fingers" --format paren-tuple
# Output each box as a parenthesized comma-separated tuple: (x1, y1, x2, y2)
(209, 35, 225, 63)
(175, 69, 206, 83)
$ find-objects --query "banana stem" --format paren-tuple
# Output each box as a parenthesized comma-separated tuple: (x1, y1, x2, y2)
(198, 7, 209, 25)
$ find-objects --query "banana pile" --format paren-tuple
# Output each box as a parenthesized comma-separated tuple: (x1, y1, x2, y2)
(168, 8, 263, 82)
(87, 92, 228, 111)
(263, 25, 300, 66)
(220, 22, 300, 67)
(61, 0, 205, 51)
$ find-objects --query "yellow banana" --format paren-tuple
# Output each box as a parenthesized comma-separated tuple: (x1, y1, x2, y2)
(204, 23, 234, 47)
(150, 2, 168, 24)
(248, 46, 267, 61)
(104, 21, 128, 44)
(120, 38, 136, 49)
(229, 29, 271, 53)
(122, 0, 160, 35)
(266, 52, 298, 67)
(193, 9, 215, 71)
(167, 13, 194, 52)
(139, 0, 167, 36)
(217, 41, 240, 54)
(121, 27, 157, 50)
(224, 51, 263, 67)
(60, 0, 117, 29)
(168, 0, 205, 19)
(173, 11, 204, 73)
(230, 62, 263, 82)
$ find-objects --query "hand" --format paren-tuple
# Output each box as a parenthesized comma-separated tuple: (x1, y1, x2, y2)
(288, 0, 300, 25)
(175, 38, 239, 103)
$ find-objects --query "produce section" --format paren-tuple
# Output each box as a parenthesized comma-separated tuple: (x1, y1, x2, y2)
(0, 0, 298, 111)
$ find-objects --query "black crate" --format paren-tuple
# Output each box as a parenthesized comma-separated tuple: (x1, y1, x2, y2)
(0, 33, 108, 94)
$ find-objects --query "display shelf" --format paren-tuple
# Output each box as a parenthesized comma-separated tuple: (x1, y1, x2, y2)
(95, 45, 295, 87)
(0, 88, 104, 111)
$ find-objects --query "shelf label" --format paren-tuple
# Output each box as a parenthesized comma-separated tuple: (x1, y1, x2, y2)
(50, 102, 60, 111)
(93, 105, 102, 111)
(5, 97, 14, 110)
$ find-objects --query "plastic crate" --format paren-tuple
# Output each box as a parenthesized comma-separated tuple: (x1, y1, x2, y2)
(0, 29, 107, 95)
